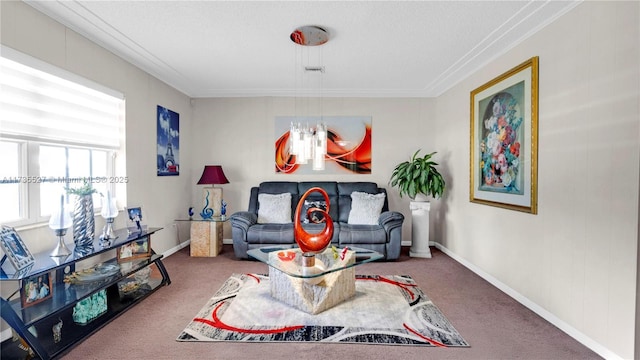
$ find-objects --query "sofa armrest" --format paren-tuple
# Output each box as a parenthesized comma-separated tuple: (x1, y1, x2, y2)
(230, 211, 257, 230)
(378, 211, 404, 230)
(230, 211, 258, 259)
(379, 211, 404, 260)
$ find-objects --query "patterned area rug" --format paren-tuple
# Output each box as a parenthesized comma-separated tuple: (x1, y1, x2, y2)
(177, 273, 469, 347)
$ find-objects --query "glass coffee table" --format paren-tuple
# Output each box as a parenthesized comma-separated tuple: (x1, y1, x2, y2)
(247, 246, 383, 314)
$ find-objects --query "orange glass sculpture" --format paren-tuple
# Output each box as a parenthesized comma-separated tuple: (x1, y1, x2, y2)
(293, 187, 334, 255)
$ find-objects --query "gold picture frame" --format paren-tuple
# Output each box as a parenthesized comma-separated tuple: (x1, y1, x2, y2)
(470, 57, 539, 214)
(21, 272, 53, 308)
(117, 238, 152, 262)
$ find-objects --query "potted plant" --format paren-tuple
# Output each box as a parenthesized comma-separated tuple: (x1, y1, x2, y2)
(389, 149, 445, 201)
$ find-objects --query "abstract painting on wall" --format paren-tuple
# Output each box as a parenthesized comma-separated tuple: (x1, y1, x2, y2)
(275, 116, 372, 175)
(157, 105, 180, 176)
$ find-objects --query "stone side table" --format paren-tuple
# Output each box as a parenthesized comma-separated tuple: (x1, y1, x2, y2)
(176, 217, 228, 257)
(409, 201, 432, 258)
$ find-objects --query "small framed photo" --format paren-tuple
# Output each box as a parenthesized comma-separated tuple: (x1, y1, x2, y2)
(117, 238, 152, 262)
(0, 225, 35, 272)
(126, 207, 143, 222)
(21, 272, 53, 308)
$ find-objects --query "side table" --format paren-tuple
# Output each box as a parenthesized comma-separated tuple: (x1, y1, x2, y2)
(409, 201, 432, 258)
(176, 217, 229, 257)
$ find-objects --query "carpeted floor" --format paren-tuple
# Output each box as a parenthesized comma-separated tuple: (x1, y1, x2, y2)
(58, 244, 602, 360)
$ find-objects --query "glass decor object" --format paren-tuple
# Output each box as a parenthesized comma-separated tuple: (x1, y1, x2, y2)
(99, 191, 118, 247)
(220, 200, 227, 220)
(72, 289, 107, 325)
(48, 194, 72, 258)
(288, 122, 327, 170)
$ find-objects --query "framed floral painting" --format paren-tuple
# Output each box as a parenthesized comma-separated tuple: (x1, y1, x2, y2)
(470, 57, 538, 214)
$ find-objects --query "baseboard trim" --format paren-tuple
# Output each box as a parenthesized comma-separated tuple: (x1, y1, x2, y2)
(163, 239, 190, 258)
(433, 242, 623, 360)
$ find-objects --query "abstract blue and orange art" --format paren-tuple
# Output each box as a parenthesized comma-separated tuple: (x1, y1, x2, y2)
(275, 116, 372, 175)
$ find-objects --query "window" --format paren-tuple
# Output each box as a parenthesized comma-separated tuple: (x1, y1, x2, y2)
(0, 141, 22, 222)
(39, 144, 112, 217)
(0, 46, 125, 227)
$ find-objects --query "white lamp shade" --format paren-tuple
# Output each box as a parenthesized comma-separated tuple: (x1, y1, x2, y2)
(49, 205, 72, 230)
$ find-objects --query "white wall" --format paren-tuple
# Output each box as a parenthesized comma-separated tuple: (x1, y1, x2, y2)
(1, 1, 638, 358)
(432, 2, 639, 359)
(1, 1, 193, 255)
(191, 96, 435, 240)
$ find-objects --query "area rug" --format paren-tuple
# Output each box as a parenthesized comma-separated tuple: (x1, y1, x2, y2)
(177, 273, 469, 347)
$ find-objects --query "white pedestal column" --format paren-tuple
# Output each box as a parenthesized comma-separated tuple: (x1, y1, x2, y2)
(410, 201, 432, 258)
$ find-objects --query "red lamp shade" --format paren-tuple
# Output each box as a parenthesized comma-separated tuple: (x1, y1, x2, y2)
(197, 165, 229, 185)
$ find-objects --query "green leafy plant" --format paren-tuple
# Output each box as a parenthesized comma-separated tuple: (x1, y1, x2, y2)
(389, 150, 445, 199)
(65, 180, 98, 196)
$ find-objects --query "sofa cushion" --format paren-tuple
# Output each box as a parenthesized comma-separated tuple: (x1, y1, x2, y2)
(348, 191, 386, 225)
(302, 222, 340, 244)
(298, 182, 339, 221)
(301, 200, 327, 223)
(247, 223, 294, 244)
(339, 224, 387, 244)
(337, 182, 381, 223)
(257, 193, 292, 224)
(258, 182, 300, 218)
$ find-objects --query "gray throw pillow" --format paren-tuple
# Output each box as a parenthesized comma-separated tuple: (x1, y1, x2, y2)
(301, 200, 327, 224)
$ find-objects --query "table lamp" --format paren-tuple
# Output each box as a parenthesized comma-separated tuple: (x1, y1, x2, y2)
(197, 165, 229, 219)
(48, 194, 72, 258)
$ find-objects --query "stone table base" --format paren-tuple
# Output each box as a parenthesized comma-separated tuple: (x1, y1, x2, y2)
(269, 251, 355, 314)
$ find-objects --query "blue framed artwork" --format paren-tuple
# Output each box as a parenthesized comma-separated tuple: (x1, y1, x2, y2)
(157, 105, 180, 176)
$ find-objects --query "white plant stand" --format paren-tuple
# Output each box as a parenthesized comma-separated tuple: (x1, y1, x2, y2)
(409, 201, 432, 258)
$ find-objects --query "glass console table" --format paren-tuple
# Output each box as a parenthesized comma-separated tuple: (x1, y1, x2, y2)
(175, 216, 228, 257)
(248, 246, 383, 314)
(0, 227, 170, 359)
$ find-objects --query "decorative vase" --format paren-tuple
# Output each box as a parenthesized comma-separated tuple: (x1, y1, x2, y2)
(72, 194, 95, 254)
(293, 187, 334, 255)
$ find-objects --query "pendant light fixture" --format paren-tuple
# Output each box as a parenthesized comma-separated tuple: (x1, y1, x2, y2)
(289, 25, 329, 171)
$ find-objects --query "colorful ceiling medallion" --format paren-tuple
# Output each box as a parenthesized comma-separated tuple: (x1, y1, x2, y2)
(290, 25, 329, 46)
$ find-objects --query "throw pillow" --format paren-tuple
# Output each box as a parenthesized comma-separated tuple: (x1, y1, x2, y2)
(348, 191, 385, 225)
(257, 193, 292, 224)
(302, 200, 327, 224)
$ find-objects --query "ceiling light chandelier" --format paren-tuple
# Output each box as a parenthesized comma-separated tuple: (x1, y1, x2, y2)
(289, 25, 328, 171)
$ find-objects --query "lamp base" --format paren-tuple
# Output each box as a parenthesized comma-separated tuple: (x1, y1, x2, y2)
(51, 235, 72, 258)
(202, 186, 222, 218)
(100, 218, 117, 247)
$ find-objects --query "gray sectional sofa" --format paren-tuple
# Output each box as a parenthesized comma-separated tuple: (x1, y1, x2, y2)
(230, 181, 404, 260)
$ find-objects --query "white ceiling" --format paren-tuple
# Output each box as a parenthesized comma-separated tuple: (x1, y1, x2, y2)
(25, 0, 580, 98)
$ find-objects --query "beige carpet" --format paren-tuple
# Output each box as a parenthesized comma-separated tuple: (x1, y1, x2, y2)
(59, 245, 602, 360)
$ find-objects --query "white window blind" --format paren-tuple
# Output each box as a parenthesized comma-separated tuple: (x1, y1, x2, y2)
(0, 46, 124, 149)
